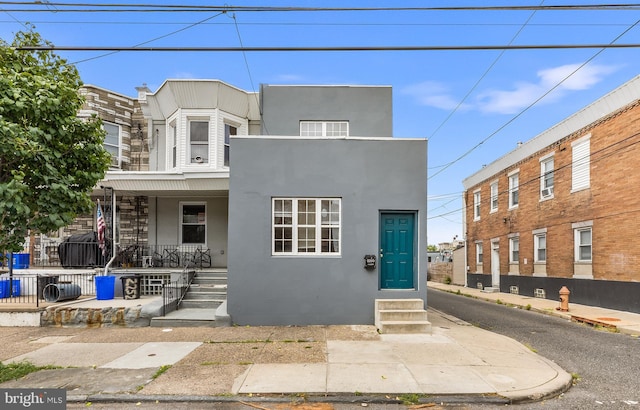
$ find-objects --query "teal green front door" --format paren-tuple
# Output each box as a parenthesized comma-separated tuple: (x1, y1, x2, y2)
(380, 213, 415, 289)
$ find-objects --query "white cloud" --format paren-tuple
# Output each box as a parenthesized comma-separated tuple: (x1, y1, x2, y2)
(402, 81, 471, 111)
(477, 63, 618, 114)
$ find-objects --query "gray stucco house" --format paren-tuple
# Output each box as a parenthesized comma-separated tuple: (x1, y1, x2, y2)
(227, 85, 428, 326)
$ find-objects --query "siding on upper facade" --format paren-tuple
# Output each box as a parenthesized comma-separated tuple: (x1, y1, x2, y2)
(259, 84, 393, 137)
(462, 75, 640, 312)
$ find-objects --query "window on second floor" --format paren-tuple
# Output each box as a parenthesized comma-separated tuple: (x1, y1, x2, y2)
(189, 120, 209, 164)
(572, 135, 591, 192)
(224, 124, 236, 167)
(540, 155, 555, 199)
(490, 181, 498, 213)
(473, 190, 481, 221)
(103, 122, 121, 168)
(300, 121, 349, 137)
(509, 171, 519, 208)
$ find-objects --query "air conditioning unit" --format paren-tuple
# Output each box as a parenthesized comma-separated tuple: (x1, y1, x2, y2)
(110, 156, 120, 167)
(541, 187, 554, 198)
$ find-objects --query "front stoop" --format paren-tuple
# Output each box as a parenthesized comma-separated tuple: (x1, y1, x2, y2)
(150, 270, 227, 328)
(375, 299, 431, 334)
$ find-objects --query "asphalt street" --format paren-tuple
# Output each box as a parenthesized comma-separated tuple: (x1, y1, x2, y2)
(427, 288, 640, 409)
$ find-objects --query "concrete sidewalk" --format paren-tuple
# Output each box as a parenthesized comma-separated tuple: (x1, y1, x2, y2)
(428, 281, 640, 337)
(0, 304, 572, 407)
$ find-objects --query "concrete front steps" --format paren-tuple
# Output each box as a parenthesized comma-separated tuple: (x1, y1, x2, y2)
(150, 270, 228, 328)
(375, 299, 431, 334)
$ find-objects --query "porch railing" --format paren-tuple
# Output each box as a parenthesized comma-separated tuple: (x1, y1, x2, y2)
(0, 272, 96, 307)
(161, 268, 196, 316)
(19, 240, 213, 269)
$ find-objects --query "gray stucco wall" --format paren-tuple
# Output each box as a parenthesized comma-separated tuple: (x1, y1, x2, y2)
(227, 137, 427, 326)
(259, 85, 393, 137)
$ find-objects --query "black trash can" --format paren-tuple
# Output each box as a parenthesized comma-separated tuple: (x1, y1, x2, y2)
(37, 275, 59, 300)
(120, 275, 141, 300)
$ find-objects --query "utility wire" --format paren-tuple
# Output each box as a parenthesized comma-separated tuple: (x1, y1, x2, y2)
(427, 18, 640, 181)
(15, 43, 640, 52)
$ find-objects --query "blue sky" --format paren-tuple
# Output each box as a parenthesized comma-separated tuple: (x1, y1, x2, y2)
(2, 1, 640, 245)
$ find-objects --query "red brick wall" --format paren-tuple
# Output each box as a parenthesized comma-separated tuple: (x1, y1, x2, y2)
(465, 101, 640, 282)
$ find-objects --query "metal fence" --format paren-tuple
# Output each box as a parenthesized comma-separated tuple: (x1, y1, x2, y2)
(21, 240, 213, 269)
(161, 268, 196, 316)
(0, 272, 96, 307)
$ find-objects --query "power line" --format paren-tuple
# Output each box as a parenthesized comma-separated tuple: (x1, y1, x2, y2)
(13, 43, 640, 52)
(2, 2, 640, 12)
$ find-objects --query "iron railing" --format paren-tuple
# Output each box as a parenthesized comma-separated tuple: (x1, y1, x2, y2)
(161, 268, 196, 316)
(16, 241, 213, 269)
(0, 272, 96, 307)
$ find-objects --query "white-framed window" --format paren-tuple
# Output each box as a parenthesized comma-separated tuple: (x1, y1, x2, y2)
(540, 154, 555, 199)
(490, 181, 498, 213)
(272, 198, 341, 255)
(508, 171, 519, 209)
(103, 121, 121, 168)
(509, 237, 519, 263)
(572, 134, 591, 192)
(300, 121, 349, 137)
(476, 242, 483, 264)
(170, 122, 177, 168)
(575, 226, 592, 262)
(534, 233, 547, 263)
(224, 124, 237, 167)
(189, 120, 209, 164)
(473, 190, 481, 221)
(180, 202, 206, 245)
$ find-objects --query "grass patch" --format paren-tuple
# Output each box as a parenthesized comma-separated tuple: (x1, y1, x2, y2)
(152, 365, 172, 380)
(398, 393, 422, 405)
(0, 361, 60, 383)
(523, 343, 538, 353)
(571, 373, 581, 385)
(525, 304, 532, 311)
(496, 299, 504, 305)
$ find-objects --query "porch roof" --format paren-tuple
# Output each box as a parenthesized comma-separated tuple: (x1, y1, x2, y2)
(95, 171, 229, 197)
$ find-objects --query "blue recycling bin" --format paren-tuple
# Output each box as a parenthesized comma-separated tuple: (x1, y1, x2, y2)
(95, 275, 115, 300)
(11, 253, 29, 269)
(0, 279, 21, 298)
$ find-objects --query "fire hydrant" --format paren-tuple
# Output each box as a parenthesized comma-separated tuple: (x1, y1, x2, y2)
(557, 286, 570, 312)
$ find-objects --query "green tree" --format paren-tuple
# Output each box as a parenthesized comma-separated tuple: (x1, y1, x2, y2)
(427, 244, 438, 252)
(0, 30, 110, 255)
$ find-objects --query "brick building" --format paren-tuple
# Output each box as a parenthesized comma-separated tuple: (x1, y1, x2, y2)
(462, 74, 640, 313)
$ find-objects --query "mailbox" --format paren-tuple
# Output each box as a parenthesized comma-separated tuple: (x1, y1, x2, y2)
(364, 254, 376, 269)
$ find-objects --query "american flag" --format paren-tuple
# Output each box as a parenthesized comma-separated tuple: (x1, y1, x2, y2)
(97, 201, 106, 256)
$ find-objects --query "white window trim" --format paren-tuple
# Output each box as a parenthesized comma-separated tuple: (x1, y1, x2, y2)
(179, 202, 207, 246)
(508, 169, 519, 209)
(188, 118, 210, 165)
(571, 133, 591, 193)
(103, 121, 121, 168)
(476, 242, 483, 264)
(473, 189, 481, 221)
(573, 221, 593, 263)
(539, 153, 555, 201)
(533, 231, 547, 263)
(300, 121, 349, 137)
(272, 198, 342, 256)
(490, 180, 499, 213)
(509, 236, 519, 264)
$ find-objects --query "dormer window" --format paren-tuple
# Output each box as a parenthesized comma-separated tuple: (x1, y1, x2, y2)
(189, 120, 209, 164)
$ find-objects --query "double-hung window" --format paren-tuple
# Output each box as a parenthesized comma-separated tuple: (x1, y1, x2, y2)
(181, 203, 206, 245)
(534, 233, 547, 263)
(508, 171, 519, 208)
(509, 237, 519, 264)
(540, 154, 555, 199)
(300, 121, 349, 137)
(189, 120, 209, 164)
(490, 181, 498, 213)
(575, 227, 592, 262)
(103, 121, 121, 168)
(473, 190, 481, 221)
(224, 124, 236, 167)
(476, 242, 483, 264)
(273, 198, 341, 255)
